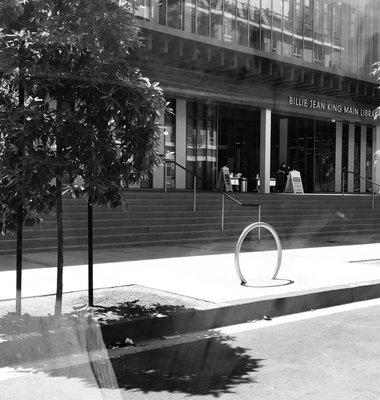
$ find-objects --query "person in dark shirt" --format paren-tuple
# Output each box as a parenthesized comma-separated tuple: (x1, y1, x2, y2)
(275, 162, 288, 193)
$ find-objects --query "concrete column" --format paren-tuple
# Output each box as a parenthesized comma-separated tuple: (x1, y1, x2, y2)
(373, 125, 380, 189)
(175, 98, 187, 189)
(347, 123, 355, 192)
(360, 125, 367, 193)
(279, 118, 288, 165)
(260, 108, 271, 193)
(334, 121, 343, 193)
(152, 113, 165, 189)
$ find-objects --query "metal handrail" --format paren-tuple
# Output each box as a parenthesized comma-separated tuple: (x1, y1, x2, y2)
(341, 168, 380, 210)
(164, 159, 198, 211)
(163, 159, 261, 234)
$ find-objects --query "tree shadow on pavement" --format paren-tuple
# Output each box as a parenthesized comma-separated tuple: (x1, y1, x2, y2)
(0, 304, 261, 397)
(0, 300, 260, 398)
(0, 299, 187, 367)
(49, 333, 262, 397)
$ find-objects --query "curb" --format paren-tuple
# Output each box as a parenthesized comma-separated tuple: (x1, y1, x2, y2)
(1, 279, 380, 367)
(101, 279, 380, 344)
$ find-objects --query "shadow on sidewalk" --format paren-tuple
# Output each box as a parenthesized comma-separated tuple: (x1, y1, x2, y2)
(0, 305, 261, 397)
(51, 333, 262, 397)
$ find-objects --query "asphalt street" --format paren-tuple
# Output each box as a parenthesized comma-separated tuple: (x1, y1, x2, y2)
(1, 299, 380, 399)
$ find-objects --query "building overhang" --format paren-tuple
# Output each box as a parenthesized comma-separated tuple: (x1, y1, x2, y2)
(134, 20, 380, 109)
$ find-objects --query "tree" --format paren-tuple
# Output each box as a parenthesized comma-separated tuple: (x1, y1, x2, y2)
(0, 0, 166, 314)
(0, 2, 57, 315)
(0, 76, 57, 315)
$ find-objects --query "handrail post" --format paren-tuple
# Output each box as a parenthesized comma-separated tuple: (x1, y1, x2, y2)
(341, 169, 345, 197)
(258, 205, 261, 243)
(221, 193, 225, 230)
(193, 176, 197, 212)
(372, 184, 375, 210)
(163, 161, 167, 194)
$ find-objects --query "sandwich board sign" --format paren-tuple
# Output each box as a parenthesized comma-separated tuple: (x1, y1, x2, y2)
(217, 166, 233, 192)
(285, 170, 304, 194)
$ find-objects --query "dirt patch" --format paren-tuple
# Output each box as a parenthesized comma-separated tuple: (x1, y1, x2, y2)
(0, 284, 213, 322)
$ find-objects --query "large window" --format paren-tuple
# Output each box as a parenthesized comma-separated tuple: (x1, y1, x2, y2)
(135, 0, 151, 20)
(322, 0, 332, 67)
(186, 102, 217, 189)
(197, 0, 210, 36)
(224, 0, 237, 43)
(248, 0, 260, 49)
(164, 100, 176, 189)
(332, 0, 342, 69)
(366, 127, 373, 192)
(184, 0, 196, 32)
(211, 0, 223, 39)
(349, 0, 358, 74)
(354, 125, 361, 191)
(155, 0, 378, 77)
(237, 0, 249, 46)
(167, 0, 182, 29)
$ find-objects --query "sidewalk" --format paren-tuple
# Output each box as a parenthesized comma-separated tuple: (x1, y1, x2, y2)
(1, 241, 380, 343)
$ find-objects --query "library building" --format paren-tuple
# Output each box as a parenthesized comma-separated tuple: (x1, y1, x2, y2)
(133, 0, 380, 193)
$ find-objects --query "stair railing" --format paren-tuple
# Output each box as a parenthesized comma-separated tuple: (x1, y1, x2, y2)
(163, 159, 198, 211)
(341, 168, 380, 210)
(163, 159, 261, 234)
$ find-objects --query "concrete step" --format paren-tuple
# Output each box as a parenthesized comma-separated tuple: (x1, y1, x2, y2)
(3, 218, 379, 240)
(20, 212, 380, 230)
(2, 222, 380, 249)
(2, 193, 380, 254)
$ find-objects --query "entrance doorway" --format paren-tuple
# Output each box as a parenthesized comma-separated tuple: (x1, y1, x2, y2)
(218, 106, 260, 189)
(314, 121, 335, 192)
(185, 101, 218, 189)
(285, 117, 335, 193)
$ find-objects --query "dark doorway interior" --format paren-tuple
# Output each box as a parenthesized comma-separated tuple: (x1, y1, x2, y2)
(218, 106, 260, 189)
(285, 117, 335, 193)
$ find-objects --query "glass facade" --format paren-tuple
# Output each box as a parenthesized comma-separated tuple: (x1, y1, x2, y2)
(135, 0, 152, 20)
(186, 101, 218, 189)
(160, 99, 375, 193)
(163, 100, 176, 188)
(148, 0, 379, 77)
(366, 127, 373, 192)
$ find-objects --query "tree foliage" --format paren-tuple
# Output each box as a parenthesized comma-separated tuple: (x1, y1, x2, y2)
(0, 0, 167, 314)
(0, 0, 167, 222)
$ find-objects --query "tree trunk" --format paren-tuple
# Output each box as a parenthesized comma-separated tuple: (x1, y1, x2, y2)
(15, 203, 23, 315)
(55, 135, 64, 315)
(16, 42, 25, 316)
(88, 194, 94, 306)
(55, 176, 63, 315)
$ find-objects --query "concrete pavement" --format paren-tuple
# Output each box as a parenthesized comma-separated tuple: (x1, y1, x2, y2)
(0, 242, 380, 342)
(0, 242, 380, 303)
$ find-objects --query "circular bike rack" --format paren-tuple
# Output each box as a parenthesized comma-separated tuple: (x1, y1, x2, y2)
(234, 222, 283, 285)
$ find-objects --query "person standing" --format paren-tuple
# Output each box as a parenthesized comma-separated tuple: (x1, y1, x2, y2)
(275, 162, 288, 193)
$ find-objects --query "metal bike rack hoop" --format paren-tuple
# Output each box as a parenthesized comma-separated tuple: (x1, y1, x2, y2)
(234, 222, 282, 285)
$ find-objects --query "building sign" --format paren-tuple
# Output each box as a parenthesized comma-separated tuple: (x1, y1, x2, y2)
(288, 96, 376, 119)
(217, 166, 233, 192)
(285, 170, 304, 194)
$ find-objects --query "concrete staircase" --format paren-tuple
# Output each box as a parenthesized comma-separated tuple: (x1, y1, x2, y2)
(1, 191, 380, 254)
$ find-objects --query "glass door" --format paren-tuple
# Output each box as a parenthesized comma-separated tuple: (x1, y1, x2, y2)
(314, 121, 335, 192)
(288, 118, 314, 193)
(186, 101, 217, 189)
(287, 117, 335, 192)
